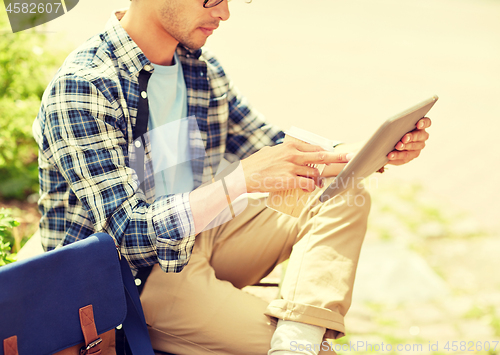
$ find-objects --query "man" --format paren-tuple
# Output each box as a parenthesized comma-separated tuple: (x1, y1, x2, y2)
(33, 0, 432, 354)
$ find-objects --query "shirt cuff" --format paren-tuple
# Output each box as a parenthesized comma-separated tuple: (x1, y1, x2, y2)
(151, 192, 196, 273)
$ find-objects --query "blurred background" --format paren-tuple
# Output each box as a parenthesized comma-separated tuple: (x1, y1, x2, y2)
(1, 0, 499, 353)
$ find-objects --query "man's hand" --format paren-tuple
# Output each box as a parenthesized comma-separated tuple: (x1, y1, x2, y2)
(387, 117, 432, 166)
(322, 117, 432, 177)
(241, 141, 352, 193)
(322, 142, 364, 177)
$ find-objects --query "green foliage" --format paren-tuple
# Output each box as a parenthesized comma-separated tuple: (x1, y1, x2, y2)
(366, 179, 484, 244)
(0, 12, 66, 199)
(0, 208, 20, 266)
(464, 304, 500, 337)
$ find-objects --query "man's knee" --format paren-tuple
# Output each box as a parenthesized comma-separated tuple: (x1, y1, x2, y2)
(350, 184, 371, 217)
(315, 183, 371, 219)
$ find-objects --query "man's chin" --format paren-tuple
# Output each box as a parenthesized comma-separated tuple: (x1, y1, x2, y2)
(180, 38, 207, 51)
(183, 44, 203, 51)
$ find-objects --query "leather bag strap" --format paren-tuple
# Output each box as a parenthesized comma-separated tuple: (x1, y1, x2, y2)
(79, 305, 102, 355)
(3, 336, 18, 355)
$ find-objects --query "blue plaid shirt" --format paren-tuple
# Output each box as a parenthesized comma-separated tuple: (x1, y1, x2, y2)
(33, 11, 284, 272)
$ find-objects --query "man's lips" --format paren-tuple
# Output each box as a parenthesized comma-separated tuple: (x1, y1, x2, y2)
(199, 27, 218, 36)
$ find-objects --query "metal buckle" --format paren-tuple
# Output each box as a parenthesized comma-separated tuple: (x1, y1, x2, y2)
(80, 337, 102, 355)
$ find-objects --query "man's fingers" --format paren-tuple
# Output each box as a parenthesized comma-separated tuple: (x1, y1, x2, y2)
(295, 176, 317, 192)
(413, 130, 430, 142)
(296, 166, 326, 188)
(387, 159, 407, 166)
(295, 165, 321, 179)
(297, 151, 353, 165)
(400, 130, 430, 145)
(398, 118, 431, 145)
(322, 163, 346, 177)
(416, 117, 432, 130)
(388, 150, 420, 162)
(395, 141, 426, 151)
(283, 141, 355, 165)
(290, 140, 325, 153)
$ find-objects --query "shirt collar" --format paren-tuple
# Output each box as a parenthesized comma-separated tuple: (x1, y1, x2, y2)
(176, 45, 203, 61)
(102, 10, 203, 75)
(102, 10, 152, 75)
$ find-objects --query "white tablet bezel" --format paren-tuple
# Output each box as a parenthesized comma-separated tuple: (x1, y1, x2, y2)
(319, 96, 439, 202)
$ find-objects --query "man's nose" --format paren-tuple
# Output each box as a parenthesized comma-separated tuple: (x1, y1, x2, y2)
(211, 0, 230, 21)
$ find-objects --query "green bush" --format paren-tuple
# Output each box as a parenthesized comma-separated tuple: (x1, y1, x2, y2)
(0, 12, 67, 199)
(0, 208, 20, 266)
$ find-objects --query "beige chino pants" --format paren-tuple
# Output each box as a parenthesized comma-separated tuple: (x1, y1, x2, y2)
(141, 181, 371, 355)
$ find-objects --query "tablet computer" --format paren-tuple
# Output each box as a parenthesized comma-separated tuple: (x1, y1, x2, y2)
(319, 95, 439, 202)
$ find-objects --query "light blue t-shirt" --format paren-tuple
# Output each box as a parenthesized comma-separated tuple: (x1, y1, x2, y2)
(147, 53, 194, 197)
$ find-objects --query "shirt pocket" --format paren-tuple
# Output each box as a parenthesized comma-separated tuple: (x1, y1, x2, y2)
(208, 92, 229, 120)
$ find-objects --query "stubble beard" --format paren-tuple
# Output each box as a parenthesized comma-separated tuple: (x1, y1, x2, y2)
(159, 5, 209, 50)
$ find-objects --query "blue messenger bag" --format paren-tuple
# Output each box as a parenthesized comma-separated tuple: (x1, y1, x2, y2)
(0, 233, 154, 355)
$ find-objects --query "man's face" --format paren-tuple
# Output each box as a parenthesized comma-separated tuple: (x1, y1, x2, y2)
(156, 0, 230, 50)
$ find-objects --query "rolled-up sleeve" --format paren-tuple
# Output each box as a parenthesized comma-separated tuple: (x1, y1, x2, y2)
(39, 74, 195, 272)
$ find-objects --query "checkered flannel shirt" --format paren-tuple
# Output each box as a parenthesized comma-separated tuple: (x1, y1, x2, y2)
(32, 12, 284, 272)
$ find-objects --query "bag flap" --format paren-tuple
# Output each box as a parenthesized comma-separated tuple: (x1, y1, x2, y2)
(0, 233, 127, 355)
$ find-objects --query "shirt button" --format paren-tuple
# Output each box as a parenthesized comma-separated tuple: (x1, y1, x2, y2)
(134, 140, 142, 148)
(200, 72, 204, 77)
(141, 91, 147, 99)
(134, 278, 142, 286)
(128, 67, 134, 73)
(144, 64, 153, 71)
